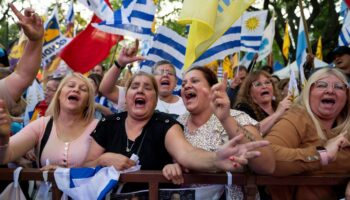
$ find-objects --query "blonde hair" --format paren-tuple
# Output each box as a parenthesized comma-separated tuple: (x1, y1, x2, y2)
(46, 72, 95, 122)
(295, 68, 350, 140)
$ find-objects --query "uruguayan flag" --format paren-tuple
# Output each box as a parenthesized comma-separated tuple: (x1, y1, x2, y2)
(93, 0, 156, 40)
(140, 26, 186, 90)
(296, 18, 307, 87)
(193, 10, 267, 65)
(240, 10, 268, 52)
(339, 12, 350, 46)
(54, 166, 120, 200)
(77, 0, 114, 21)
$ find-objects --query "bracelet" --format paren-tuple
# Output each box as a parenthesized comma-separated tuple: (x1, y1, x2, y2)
(316, 146, 328, 166)
(114, 60, 124, 69)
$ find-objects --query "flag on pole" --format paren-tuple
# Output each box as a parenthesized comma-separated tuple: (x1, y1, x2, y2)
(339, 12, 350, 46)
(257, 15, 275, 62)
(287, 65, 299, 102)
(316, 36, 323, 60)
(8, 30, 27, 69)
(179, 0, 255, 70)
(93, 0, 156, 40)
(139, 26, 186, 90)
(77, 0, 114, 21)
(23, 80, 44, 125)
(296, 18, 307, 88)
(282, 22, 290, 60)
(65, 1, 75, 38)
(240, 10, 268, 52)
(42, 8, 71, 66)
(193, 10, 267, 66)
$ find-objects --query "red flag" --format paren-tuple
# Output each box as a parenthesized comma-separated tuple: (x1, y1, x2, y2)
(59, 15, 123, 73)
(346, 0, 350, 8)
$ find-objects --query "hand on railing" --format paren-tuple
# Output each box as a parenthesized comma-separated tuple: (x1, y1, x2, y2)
(325, 131, 350, 162)
(0, 99, 11, 138)
(162, 163, 184, 185)
(99, 152, 136, 170)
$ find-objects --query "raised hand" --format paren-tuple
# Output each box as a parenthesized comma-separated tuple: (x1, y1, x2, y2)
(0, 100, 11, 137)
(210, 72, 231, 122)
(215, 134, 269, 171)
(116, 39, 145, 67)
(325, 131, 350, 162)
(162, 163, 184, 185)
(9, 3, 44, 41)
(275, 94, 292, 115)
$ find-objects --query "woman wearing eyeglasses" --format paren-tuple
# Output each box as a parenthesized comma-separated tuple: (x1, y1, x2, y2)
(265, 68, 350, 200)
(234, 70, 292, 135)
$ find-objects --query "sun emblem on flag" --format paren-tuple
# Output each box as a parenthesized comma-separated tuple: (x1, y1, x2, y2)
(245, 17, 260, 31)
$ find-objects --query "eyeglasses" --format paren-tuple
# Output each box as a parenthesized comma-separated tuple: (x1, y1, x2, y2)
(154, 69, 175, 76)
(45, 87, 57, 93)
(313, 80, 348, 91)
(252, 80, 272, 88)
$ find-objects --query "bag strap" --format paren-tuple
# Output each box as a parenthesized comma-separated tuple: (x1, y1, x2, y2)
(38, 117, 53, 168)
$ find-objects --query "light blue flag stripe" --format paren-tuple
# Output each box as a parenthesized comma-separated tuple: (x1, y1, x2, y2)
(296, 19, 307, 68)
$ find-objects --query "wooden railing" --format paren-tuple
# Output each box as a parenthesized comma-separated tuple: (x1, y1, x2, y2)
(0, 168, 349, 200)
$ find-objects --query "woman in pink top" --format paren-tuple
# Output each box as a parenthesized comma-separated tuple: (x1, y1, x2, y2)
(0, 73, 99, 169)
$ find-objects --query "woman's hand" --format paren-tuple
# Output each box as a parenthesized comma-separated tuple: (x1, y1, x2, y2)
(162, 163, 184, 185)
(275, 95, 292, 115)
(40, 164, 59, 171)
(0, 100, 11, 137)
(325, 131, 350, 162)
(116, 39, 144, 67)
(210, 73, 231, 122)
(9, 3, 44, 41)
(215, 134, 269, 171)
(99, 152, 136, 170)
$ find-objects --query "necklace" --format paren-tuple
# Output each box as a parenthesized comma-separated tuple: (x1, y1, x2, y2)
(126, 139, 135, 152)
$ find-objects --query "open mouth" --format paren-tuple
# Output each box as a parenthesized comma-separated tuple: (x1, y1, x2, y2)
(321, 98, 336, 105)
(160, 80, 170, 86)
(68, 95, 79, 102)
(261, 91, 270, 96)
(135, 98, 146, 106)
(184, 91, 197, 100)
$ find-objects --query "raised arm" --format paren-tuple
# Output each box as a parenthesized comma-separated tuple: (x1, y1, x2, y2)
(5, 4, 44, 102)
(210, 73, 275, 174)
(99, 40, 144, 104)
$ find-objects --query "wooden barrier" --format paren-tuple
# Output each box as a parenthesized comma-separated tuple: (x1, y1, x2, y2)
(0, 168, 349, 200)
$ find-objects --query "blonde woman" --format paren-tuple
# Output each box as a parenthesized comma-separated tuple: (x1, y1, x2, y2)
(266, 68, 350, 199)
(0, 73, 98, 169)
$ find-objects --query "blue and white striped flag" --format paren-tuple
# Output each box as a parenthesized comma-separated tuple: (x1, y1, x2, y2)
(139, 26, 186, 90)
(296, 18, 307, 88)
(93, 0, 156, 40)
(240, 10, 268, 52)
(193, 10, 267, 66)
(65, 1, 74, 25)
(54, 166, 120, 200)
(77, 0, 114, 21)
(339, 12, 350, 46)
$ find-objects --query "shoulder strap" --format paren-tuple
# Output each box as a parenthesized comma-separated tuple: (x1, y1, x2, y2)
(38, 117, 53, 168)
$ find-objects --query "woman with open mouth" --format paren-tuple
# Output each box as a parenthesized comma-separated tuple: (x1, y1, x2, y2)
(234, 70, 292, 135)
(0, 73, 98, 170)
(83, 42, 271, 195)
(265, 68, 350, 200)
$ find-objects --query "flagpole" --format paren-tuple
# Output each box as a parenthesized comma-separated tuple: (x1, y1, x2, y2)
(298, 0, 312, 54)
(109, 45, 119, 69)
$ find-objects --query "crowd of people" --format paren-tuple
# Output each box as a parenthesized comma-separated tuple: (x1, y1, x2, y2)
(0, 3, 350, 200)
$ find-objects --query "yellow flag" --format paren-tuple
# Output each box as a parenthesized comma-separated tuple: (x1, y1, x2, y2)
(282, 22, 290, 60)
(204, 60, 219, 75)
(222, 56, 233, 79)
(316, 36, 323, 60)
(179, 0, 255, 70)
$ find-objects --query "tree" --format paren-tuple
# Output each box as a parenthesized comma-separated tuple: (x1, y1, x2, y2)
(259, 0, 341, 65)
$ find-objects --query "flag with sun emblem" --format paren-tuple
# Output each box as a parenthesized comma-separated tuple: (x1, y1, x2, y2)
(240, 10, 267, 52)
